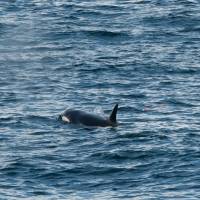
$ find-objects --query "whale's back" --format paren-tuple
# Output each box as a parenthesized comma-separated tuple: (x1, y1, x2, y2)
(63, 109, 110, 127)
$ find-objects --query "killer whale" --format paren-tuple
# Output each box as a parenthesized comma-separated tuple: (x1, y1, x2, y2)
(59, 104, 118, 127)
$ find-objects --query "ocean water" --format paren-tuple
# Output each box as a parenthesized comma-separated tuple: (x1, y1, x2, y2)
(0, 0, 200, 199)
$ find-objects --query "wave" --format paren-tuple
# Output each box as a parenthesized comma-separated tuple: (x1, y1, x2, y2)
(164, 98, 196, 107)
(82, 29, 130, 38)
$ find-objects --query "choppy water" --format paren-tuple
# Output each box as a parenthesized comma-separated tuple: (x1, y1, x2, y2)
(1, 0, 200, 199)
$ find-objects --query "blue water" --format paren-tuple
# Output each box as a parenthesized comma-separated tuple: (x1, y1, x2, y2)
(0, 0, 200, 199)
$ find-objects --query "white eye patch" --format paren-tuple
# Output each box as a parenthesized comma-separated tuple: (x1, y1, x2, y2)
(61, 116, 70, 123)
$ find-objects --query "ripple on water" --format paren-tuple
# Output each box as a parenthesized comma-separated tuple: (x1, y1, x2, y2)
(0, 0, 200, 199)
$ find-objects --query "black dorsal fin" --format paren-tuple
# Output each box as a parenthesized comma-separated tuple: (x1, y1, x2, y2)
(109, 104, 118, 123)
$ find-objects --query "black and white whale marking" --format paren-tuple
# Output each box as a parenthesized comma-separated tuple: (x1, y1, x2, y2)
(59, 104, 118, 127)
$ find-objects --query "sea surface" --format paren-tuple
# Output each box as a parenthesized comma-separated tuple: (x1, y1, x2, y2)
(0, 0, 200, 199)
